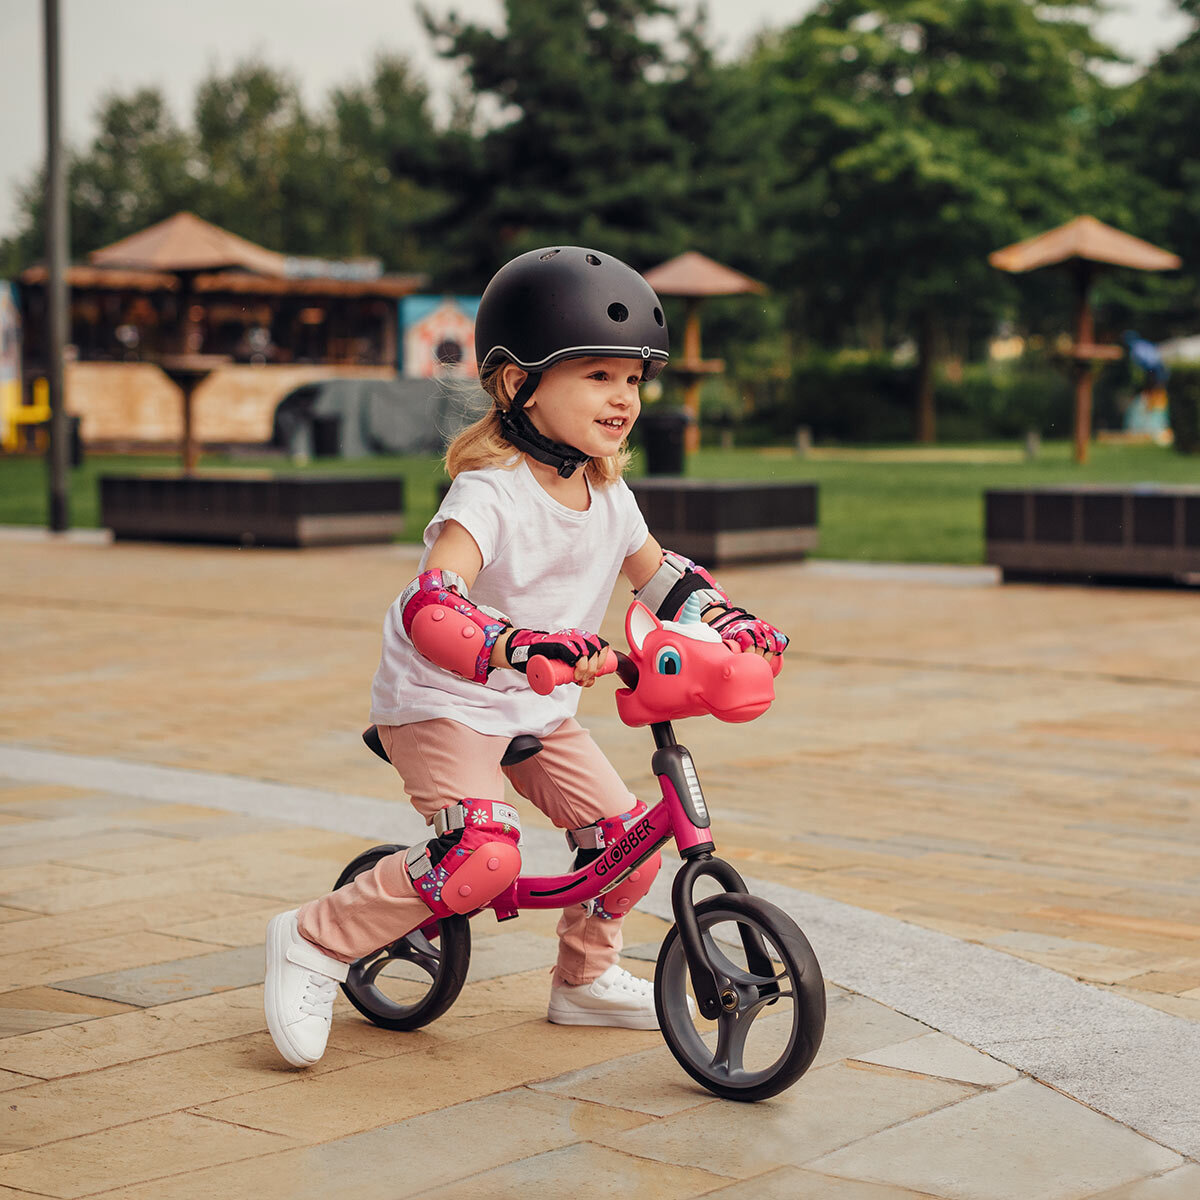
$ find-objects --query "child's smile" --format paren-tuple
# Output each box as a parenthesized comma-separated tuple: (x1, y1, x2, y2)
(521, 357, 643, 457)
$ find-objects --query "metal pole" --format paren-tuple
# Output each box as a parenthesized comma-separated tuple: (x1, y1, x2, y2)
(44, 0, 70, 530)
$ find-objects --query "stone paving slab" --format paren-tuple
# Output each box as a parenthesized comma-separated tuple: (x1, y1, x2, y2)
(0, 775, 1191, 1199)
(55, 944, 266, 1007)
(2, 538, 1199, 1196)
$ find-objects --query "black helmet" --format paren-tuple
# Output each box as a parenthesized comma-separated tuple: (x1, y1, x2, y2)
(475, 246, 670, 479)
(475, 246, 669, 382)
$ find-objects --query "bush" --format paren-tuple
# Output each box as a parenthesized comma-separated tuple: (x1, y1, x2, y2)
(734, 353, 1072, 444)
(1170, 365, 1200, 454)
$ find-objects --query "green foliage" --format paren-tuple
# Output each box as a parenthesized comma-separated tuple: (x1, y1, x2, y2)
(722, 0, 1122, 440)
(416, 0, 709, 279)
(3, 0, 1200, 459)
(0, 55, 446, 276)
(737, 354, 1071, 443)
(1169, 365, 1200, 454)
(1103, 6, 1200, 338)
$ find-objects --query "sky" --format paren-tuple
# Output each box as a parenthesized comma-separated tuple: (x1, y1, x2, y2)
(0, 0, 1194, 242)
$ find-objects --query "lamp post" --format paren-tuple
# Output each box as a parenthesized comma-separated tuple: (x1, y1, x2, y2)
(43, 0, 69, 530)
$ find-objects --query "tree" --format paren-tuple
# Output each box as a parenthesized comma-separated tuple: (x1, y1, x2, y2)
(328, 55, 452, 273)
(1, 88, 195, 275)
(1102, 1, 1200, 338)
(738, 0, 1118, 440)
(416, 0, 706, 283)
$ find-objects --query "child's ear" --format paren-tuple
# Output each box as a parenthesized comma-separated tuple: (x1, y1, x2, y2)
(501, 362, 528, 404)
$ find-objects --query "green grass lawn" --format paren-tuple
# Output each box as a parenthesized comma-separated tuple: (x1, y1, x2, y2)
(2, 440, 1196, 564)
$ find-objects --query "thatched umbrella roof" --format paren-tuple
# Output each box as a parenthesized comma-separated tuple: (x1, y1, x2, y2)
(643, 251, 765, 297)
(989, 215, 1180, 274)
(89, 211, 289, 276)
(989, 216, 1180, 465)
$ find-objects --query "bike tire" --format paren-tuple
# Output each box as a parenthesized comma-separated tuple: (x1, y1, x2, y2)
(334, 844, 471, 1032)
(654, 892, 825, 1102)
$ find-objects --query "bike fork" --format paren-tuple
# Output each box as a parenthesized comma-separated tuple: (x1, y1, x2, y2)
(671, 853, 779, 1020)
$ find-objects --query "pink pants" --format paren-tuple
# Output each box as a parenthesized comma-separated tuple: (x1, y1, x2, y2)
(297, 717, 639, 986)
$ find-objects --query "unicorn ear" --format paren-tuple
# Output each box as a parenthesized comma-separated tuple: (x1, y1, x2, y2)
(626, 601, 661, 653)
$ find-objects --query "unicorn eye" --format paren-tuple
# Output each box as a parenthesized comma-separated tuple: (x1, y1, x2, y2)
(655, 646, 682, 675)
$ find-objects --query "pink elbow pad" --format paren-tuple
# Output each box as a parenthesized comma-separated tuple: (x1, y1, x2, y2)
(400, 570, 510, 684)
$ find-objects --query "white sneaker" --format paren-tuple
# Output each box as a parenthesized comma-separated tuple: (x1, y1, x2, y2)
(264, 910, 349, 1067)
(548, 963, 666, 1030)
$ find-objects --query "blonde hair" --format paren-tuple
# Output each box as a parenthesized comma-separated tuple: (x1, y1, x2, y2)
(445, 363, 631, 485)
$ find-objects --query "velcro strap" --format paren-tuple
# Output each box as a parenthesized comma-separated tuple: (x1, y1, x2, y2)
(286, 938, 349, 983)
(433, 799, 522, 838)
(566, 824, 605, 851)
(433, 806, 466, 836)
(633, 551, 690, 616)
(567, 800, 647, 851)
(405, 843, 434, 878)
(635, 551, 727, 619)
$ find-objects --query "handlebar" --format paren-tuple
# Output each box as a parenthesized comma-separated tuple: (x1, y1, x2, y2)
(527, 647, 621, 696)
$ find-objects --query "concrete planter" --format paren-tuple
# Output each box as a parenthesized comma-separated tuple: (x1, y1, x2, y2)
(628, 478, 818, 566)
(100, 473, 404, 547)
(986, 485, 1200, 585)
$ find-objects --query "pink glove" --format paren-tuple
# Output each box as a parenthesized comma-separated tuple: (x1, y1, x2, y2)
(504, 627, 608, 674)
(704, 606, 789, 655)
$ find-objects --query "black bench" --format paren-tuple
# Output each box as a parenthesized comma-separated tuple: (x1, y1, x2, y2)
(100, 474, 404, 547)
(985, 485, 1200, 585)
(628, 478, 818, 567)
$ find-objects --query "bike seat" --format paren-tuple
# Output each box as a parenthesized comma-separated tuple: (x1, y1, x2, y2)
(362, 725, 390, 763)
(501, 734, 543, 767)
(364, 725, 542, 769)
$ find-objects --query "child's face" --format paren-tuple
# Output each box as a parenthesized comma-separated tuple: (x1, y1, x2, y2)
(519, 357, 642, 458)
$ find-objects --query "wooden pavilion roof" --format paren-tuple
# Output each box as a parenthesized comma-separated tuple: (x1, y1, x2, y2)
(989, 215, 1181, 274)
(21, 264, 178, 291)
(191, 271, 426, 298)
(21, 211, 428, 298)
(643, 251, 765, 297)
(89, 212, 289, 276)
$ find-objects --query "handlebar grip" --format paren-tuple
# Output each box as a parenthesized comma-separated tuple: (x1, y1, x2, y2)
(527, 647, 617, 696)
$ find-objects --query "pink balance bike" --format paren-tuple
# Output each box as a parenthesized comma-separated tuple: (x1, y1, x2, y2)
(335, 599, 826, 1101)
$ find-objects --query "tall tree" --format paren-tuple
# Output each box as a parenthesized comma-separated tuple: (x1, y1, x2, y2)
(1, 88, 195, 275)
(328, 55, 451, 273)
(741, 0, 1116, 440)
(1103, 0, 1200, 338)
(416, 0, 703, 282)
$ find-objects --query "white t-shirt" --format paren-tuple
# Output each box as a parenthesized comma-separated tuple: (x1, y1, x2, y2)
(369, 458, 650, 738)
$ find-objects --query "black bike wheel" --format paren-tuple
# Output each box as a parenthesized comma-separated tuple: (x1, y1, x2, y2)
(333, 844, 471, 1031)
(654, 892, 825, 1102)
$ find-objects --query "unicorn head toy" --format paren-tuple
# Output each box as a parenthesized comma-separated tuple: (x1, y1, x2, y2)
(614, 595, 778, 727)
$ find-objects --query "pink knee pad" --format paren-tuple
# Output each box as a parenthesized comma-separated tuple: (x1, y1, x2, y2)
(591, 849, 660, 919)
(406, 798, 522, 919)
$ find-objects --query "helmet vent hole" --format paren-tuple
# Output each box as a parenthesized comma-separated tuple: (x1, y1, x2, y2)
(586, 254, 602, 266)
(607, 302, 629, 323)
(653, 307, 664, 326)
(539, 250, 561, 261)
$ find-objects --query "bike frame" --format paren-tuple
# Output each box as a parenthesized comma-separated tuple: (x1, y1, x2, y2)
(476, 720, 777, 1020)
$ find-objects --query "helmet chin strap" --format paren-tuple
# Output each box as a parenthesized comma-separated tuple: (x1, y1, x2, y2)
(497, 371, 591, 480)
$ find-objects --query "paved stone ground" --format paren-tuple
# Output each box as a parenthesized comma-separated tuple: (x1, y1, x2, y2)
(1, 534, 1198, 1197)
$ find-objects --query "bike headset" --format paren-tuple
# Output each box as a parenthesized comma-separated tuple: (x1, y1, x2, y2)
(474, 246, 671, 478)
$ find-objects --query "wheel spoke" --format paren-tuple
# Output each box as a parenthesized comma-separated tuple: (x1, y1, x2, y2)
(389, 932, 442, 979)
(712, 1009, 753, 1075)
(742, 988, 794, 1020)
(355, 948, 395, 987)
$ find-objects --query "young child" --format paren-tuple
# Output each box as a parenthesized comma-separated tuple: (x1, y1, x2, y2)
(264, 246, 789, 1067)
